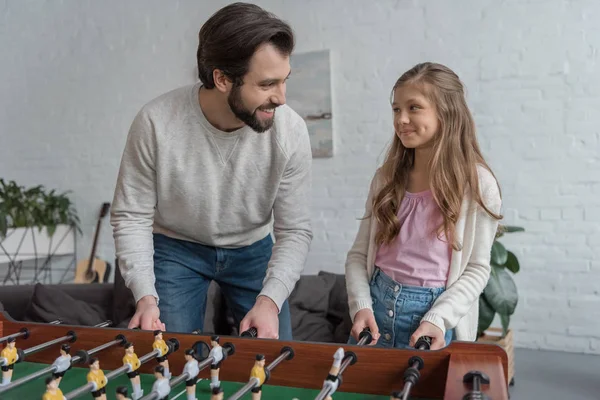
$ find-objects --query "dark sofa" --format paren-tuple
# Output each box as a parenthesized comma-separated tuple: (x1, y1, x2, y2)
(0, 268, 353, 344)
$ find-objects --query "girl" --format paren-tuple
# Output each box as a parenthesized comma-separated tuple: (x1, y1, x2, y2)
(345, 62, 503, 350)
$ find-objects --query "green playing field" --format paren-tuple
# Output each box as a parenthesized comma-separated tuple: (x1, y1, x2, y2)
(3, 361, 402, 400)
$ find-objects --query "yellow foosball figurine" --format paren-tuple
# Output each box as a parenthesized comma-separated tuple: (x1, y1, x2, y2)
(1, 337, 18, 386)
(249, 354, 267, 400)
(86, 357, 107, 400)
(152, 330, 171, 378)
(115, 386, 131, 400)
(122, 342, 143, 399)
(42, 376, 64, 400)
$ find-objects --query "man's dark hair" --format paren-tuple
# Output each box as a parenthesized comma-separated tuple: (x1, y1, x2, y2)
(197, 2, 295, 88)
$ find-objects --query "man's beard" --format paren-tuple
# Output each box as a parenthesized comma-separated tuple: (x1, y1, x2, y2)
(228, 85, 277, 133)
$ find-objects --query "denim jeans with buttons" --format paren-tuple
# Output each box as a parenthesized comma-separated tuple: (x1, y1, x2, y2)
(349, 267, 453, 349)
(152, 233, 292, 340)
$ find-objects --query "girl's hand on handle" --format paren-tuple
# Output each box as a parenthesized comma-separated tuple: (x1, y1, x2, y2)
(410, 321, 445, 350)
(351, 309, 380, 345)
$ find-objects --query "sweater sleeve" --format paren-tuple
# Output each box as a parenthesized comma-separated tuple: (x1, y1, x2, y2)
(422, 176, 502, 335)
(259, 120, 313, 311)
(110, 108, 159, 304)
(345, 172, 379, 322)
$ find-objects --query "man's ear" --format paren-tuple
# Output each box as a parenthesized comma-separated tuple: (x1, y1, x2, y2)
(213, 69, 232, 93)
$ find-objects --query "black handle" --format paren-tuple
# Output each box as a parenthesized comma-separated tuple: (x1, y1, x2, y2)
(358, 327, 373, 345)
(241, 327, 258, 337)
(414, 336, 432, 350)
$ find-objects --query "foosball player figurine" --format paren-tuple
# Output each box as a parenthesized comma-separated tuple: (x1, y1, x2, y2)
(0, 337, 18, 386)
(122, 342, 143, 400)
(390, 391, 401, 400)
(51, 343, 72, 385)
(249, 354, 267, 400)
(209, 335, 224, 389)
(210, 386, 224, 400)
(42, 376, 64, 400)
(152, 330, 171, 378)
(183, 348, 200, 400)
(151, 365, 171, 400)
(115, 386, 131, 400)
(86, 357, 108, 400)
(322, 348, 345, 400)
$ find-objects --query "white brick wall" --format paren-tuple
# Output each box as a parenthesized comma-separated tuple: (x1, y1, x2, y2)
(1, 0, 599, 354)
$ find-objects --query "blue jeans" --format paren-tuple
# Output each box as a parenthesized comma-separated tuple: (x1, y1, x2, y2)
(349, 267, 453, 349)
(152, 233, 292, 340)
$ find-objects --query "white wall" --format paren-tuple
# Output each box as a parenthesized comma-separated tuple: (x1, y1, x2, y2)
(1, 0, 599, 354)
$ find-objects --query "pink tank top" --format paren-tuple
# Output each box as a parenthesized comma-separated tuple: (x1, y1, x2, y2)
(375, 189, 451, 288)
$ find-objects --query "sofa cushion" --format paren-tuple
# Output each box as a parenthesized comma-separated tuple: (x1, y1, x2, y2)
(318, 271, 352, 343)
(23, 283, 108, 326)
(289, 273, 337, 342)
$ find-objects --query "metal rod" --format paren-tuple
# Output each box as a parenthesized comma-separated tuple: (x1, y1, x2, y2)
(0, 364, 57, 394)
(23, 332, 75, 356)
(104, 364, 131, 381)
(228, 349, 292, 400)
(139, 371, 193, 400)
(93, 320, 112, 328)
(49, 320, 62, 324)
(227, 379, 259, 400)
(85, 338, 123, 355)
(64, 382, 96, 399)
(138, 349, 161, 364)
(0, 335, 123, 395)
(0, 329, 27, 344)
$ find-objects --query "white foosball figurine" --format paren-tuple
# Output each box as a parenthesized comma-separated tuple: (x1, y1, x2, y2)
(183, 348, 200, 400)
(152, 365, 171, 400)
(209, 335, 224, 389)
(51, 344, 72, 385)
(321, 347, 345, 398)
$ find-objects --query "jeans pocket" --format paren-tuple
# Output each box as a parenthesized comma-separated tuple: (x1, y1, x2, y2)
(410, 313, 423, 337)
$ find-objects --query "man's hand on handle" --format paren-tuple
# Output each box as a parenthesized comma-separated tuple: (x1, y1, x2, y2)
(239, 295, 280, 339)
(128, 295, 166, 331)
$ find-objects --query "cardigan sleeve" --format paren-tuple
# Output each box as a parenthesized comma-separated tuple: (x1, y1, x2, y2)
(421, 171, 502, 335)
(345, 172, 378, 322)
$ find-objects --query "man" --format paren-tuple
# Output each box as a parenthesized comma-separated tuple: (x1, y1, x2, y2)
(110, 1, 312, 340)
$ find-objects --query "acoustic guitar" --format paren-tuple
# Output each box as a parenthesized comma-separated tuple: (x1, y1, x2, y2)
(74, 202, 112, 283)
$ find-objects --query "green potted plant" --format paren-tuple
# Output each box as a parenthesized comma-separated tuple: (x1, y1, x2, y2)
(477, 224, 524, 386)
(0, 179, 81, 261)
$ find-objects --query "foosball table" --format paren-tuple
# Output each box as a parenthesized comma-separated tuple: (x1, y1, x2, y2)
(0, 312, 509, 399)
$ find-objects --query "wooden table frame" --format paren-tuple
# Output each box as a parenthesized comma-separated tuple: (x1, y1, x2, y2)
(0, 313, 509, 399)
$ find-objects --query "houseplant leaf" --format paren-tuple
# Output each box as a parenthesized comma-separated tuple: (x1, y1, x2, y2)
(500, 313, 510, 337)
(483, 264, 518, 316)
(490, 240, 508, 265)
(505, 250, 520, 274)
(478, 294, 496, 336)
(502, 226, 525, 233)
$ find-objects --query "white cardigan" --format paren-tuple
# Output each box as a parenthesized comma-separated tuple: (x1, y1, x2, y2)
(344, 165, 502, 341)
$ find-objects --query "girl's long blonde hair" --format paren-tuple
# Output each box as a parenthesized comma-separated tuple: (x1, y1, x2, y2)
(373, 62, 502, 250)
